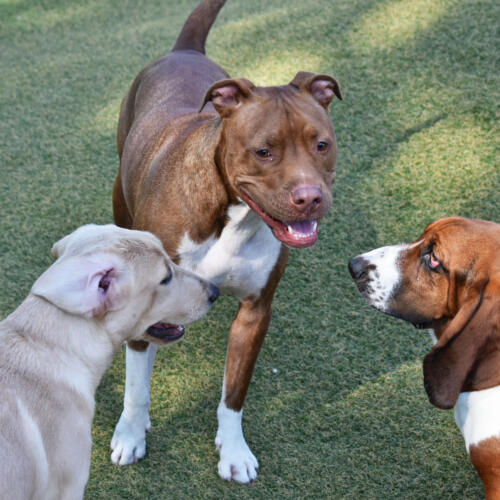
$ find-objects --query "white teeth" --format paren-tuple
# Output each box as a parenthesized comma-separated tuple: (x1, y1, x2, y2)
(286, 223, 318, 238)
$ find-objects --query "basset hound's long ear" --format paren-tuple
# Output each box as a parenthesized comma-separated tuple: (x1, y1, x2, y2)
(423, 276, 499, 409)
(432, 270, 489, 349)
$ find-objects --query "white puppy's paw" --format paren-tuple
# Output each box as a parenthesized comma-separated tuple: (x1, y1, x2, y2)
(215, 432, 259, 483)
(110, 411, 151, 465)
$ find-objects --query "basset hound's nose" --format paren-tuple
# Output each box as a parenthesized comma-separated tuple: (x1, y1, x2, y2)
(348, 256, 369, 281)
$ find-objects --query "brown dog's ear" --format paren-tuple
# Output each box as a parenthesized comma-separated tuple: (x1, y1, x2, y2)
(435, 273, 489, 349)
(289, 71, 342, 109)
(199, 78, 255, 117)
(423, 277, 496, 409)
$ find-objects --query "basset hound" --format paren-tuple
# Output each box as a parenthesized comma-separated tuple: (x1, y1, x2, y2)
(349, 217, 500, 499)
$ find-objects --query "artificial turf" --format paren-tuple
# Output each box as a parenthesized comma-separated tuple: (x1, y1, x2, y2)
(1, 0, 499, 498)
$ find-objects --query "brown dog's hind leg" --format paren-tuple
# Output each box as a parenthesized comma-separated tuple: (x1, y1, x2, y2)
(216, 246, 288, 483)
(112, 171, 133, 229)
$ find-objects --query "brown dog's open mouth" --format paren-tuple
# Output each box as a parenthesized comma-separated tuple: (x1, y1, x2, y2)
(146, 323, 185, 343)
(240, 190, 319, 248)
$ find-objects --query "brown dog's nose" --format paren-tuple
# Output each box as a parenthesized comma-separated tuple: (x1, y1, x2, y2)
(290, 185, 323, 213)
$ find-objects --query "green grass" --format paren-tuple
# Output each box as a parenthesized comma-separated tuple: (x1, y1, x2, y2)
(1, 0, 499, 497)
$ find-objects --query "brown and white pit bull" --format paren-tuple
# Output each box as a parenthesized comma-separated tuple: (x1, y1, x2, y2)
(111, 0, 342, 483)
(349, 217, 500, 499)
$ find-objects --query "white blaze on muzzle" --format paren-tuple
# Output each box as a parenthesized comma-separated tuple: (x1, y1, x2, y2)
(355, 244, 405, 311)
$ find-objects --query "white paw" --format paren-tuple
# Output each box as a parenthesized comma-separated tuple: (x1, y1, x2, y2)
(215, 432, 259, 483)
(110, 411, 151, 465)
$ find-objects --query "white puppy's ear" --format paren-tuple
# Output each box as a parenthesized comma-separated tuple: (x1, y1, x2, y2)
(50, 224, 101, 258)
(31, 254, 123, 317)
(51, 235, 69, 258)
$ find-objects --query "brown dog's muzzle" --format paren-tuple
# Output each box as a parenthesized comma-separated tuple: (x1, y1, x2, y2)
(290, 184, 323, 217)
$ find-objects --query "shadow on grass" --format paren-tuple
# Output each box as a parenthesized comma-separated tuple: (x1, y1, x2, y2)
(397, 113, 447, 146)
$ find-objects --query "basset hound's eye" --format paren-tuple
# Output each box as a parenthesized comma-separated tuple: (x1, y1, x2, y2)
(429, 252, 440, 269)
(425, 251, 442, 272)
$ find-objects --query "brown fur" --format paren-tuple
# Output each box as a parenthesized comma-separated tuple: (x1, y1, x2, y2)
(470, 437, 500, 500)
(113, 0, 341, 413)
(224, 245, 289, 409)
(384, 217, 500, 408)
(350, 216, 500, 498)
(111, 1, 342, 481)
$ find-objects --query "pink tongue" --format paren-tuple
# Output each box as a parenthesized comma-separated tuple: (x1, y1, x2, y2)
(287, 220, 316, 236)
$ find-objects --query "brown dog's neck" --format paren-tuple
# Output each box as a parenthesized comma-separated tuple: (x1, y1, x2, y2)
(213, 127, 243, 206)
(137, 114, 245, 253)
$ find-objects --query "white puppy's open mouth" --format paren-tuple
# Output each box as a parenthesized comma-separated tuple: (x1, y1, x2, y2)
(146, 323, 185, 343)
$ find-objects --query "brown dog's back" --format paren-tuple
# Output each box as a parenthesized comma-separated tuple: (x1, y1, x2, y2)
(118, 0, 229, 153)
(115, 1, 232, 240)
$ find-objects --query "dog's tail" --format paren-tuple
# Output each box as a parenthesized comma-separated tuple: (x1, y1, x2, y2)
(172, 0, 227, 54)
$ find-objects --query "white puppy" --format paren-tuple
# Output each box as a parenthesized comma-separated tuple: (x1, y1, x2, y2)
(0, 224, 218, 500)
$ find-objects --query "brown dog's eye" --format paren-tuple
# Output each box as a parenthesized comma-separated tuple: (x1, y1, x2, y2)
(317, 141, 329, 152)
(255, 149, 272, 159)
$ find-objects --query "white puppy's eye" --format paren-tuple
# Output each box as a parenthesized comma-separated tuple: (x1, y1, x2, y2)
(160, 273, 172, 285)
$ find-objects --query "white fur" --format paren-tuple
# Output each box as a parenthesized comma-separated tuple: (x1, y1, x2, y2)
(215, 399, 258, 483)
(32, 253, 120, 317)
(0, 224, 216, 498)
(56, 357, 98, 410)
(430, 330, 500, 453)
(110, 344, 157, 465)
(178, 203, 281, 300)
(455, 385, 500, 451)
(112, 203, 281, 481)
(16, 397, 50, 496)
(358, 244, 405, 310)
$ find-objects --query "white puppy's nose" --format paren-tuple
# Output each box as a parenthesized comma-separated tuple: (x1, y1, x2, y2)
(208, 283, 220, 304)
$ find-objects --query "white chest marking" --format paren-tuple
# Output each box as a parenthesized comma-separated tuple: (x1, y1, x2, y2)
(178, 204, 281, 300)
(454, 385, 500, 451)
